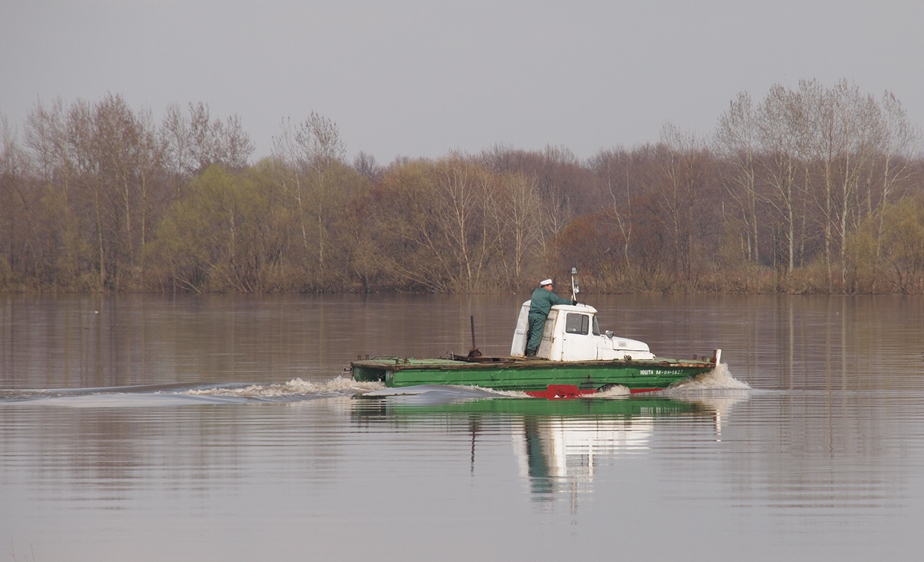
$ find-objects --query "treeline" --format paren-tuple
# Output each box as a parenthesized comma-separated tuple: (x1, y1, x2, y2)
(1, 79, 923, 294)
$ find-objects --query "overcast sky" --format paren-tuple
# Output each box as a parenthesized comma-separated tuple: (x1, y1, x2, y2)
(2, 0, 922, 164)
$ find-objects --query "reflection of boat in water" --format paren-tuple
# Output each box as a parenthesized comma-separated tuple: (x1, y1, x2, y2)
(517, 413, 654, 503)
(352, 392, 707, 418)
(352, 390, 748, 510)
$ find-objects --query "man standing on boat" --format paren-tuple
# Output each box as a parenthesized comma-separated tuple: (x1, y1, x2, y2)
(525, 278, 576, 357)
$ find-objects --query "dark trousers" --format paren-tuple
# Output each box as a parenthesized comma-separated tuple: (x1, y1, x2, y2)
(526, 313, 546, 354)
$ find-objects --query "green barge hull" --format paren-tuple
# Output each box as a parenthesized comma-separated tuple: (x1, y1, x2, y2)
(350, 356, 717, 398)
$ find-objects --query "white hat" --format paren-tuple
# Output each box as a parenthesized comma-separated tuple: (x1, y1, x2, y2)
(540, 278, 553, 286)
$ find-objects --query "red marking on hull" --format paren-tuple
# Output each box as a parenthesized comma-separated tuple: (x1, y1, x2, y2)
(525, 385, 597, 399)
(525, 385, 666, 399)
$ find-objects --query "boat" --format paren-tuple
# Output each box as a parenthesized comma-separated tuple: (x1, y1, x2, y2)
(351, 271, 722, 398)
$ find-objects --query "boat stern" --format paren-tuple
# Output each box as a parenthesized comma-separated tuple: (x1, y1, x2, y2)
(351, 359, 390, 383)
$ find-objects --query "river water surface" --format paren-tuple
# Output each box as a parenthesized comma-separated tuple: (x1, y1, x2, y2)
(2, 294, 923, 561)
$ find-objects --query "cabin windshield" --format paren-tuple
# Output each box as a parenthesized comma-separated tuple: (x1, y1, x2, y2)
(565, 313, 590, 335)
(592, 315, 600, 336)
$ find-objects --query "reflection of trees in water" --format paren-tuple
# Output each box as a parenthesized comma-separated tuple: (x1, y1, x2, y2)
(761, 295, 921, 392)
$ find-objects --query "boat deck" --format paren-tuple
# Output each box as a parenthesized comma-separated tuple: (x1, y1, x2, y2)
(353, 355, 708, 370)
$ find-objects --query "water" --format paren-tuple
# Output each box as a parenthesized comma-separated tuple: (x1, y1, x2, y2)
(2, 294, 924, 561)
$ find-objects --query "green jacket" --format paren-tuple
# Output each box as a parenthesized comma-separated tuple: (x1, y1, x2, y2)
(528, 287, 573, 317)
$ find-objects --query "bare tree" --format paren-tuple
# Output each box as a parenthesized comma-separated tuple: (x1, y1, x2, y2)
(0, 115, 30, 282)
(433, 155, 499, 291)
(22, 98, 81, 283)
(756, 84, 806, 273)
(657, 123, 710, 283)
(589, 148, 637, 270)
(494, 172, 543, 285)
(161, 104, 190, 193)
(715, 92, 762, 265)
(353, 151, 381, 183)
(873, 92, 921, 258)
(272, 112, 349, 289)
(162, 102, 253, 181)
(222, 114, 255, 172)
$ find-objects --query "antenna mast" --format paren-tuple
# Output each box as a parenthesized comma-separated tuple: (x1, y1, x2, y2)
(570, 267, 580, 301)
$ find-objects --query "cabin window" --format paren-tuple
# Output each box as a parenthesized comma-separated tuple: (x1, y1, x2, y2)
(592, 316, 600, 336)
(565, 313, 589, 335)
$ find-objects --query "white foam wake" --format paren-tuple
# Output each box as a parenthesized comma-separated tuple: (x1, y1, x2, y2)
(667, 363, 750, 391)
(185, 377, 385, 399)
(593, 385, 633, 398)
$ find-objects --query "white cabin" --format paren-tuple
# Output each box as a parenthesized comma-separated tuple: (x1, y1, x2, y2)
(509, 301, 656, 361)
